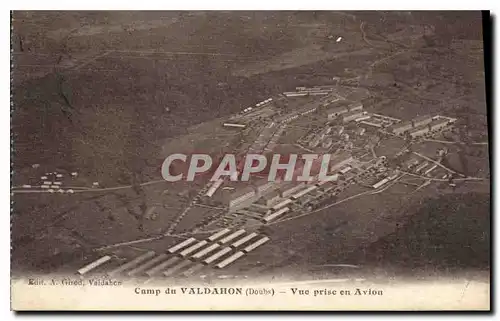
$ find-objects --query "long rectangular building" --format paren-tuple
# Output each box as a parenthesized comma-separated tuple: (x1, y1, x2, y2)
(291, 185, 317, 199)
(263, 207, 290, 223)
(279, 182, 307, 198)
(180, 241, 209, 257)
(208, 228, 231, 241)
(412, 115, 434, 128)
(297, 85, 337, 92)
(77, 256, 111, 275)
(227, 186, 256, 211)
(192, 244, 221, 259)
(342, 110, 364, 123)
(429, 118, 451, 131)
(243, 237, 270, 253)
(372, 178, 389, 189)
(205, 179, 224, 197)
(216, 251, 245, 269)
(271, 198, 293, 211)
(347, 102, 363, 112)
(325, 100, 352, 120)
(219, 229, 246, 244)
(361, 120, 383, 128)
(283, 91, 308, 97)
(231, 232, 259, 248)
(415, 161, 429, 173)
(223, 123, 246, 129)
(329, 153, 354, 173)
(354, 115, 371, 122)
(168, 238, 197, 254)
(424, 164, 438, 175)
(254, 179, 277, 195)
(391, 121, 413, 135)
(203, 247, 232, 265)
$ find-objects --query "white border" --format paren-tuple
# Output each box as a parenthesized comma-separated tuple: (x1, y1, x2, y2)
(3, 7, 12, 319)
(5, 1, 500, 10)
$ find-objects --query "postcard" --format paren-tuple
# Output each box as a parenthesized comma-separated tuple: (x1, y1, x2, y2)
(10, 10, 490, 311)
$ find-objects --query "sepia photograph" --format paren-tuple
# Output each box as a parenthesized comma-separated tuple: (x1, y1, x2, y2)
(10, 10, 491, 311)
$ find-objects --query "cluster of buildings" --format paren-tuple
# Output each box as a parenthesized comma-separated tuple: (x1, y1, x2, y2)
(224, 179, 280, 212)
(77, 228, 271, 277)
(390, 115, 455, 139)
(219, 86, 459, 226)
(222, 152, 354, 213)
(303, 122, 356, 150)
(404, 158, 440, 177)
(18, 170, 80, 193)
(371, 170, 400, 189)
